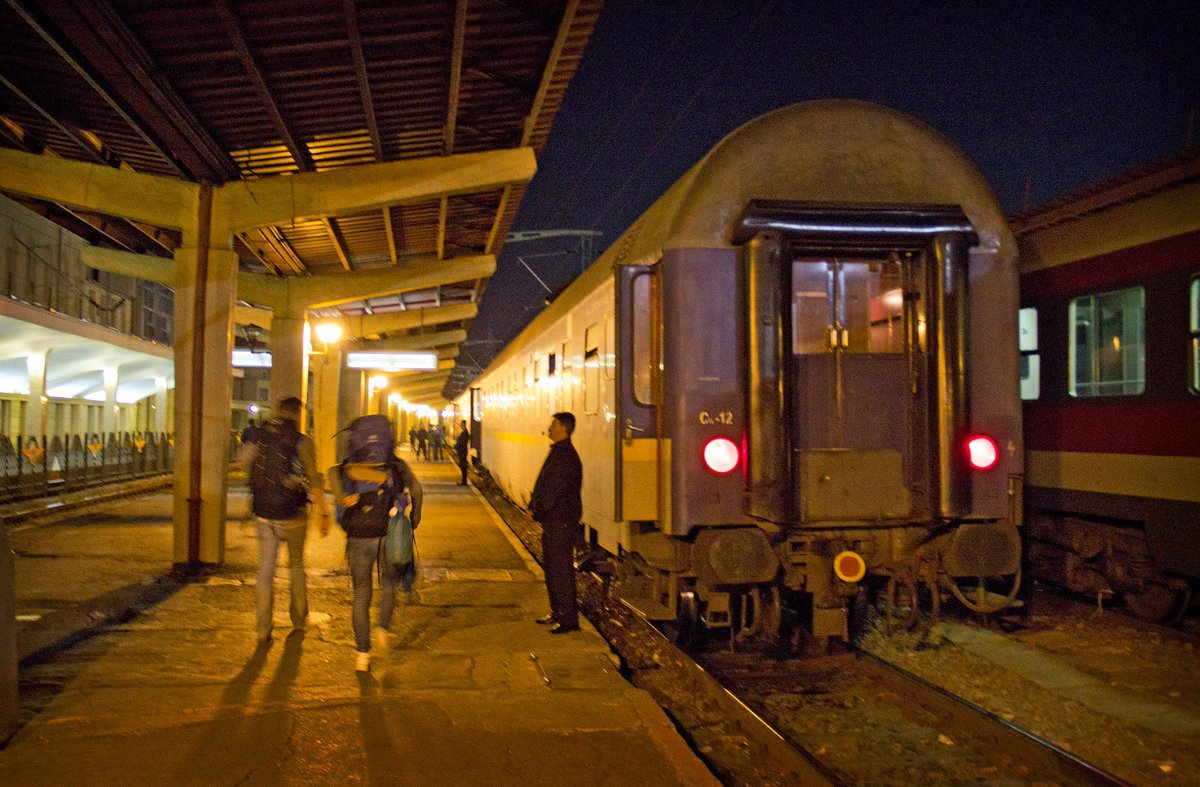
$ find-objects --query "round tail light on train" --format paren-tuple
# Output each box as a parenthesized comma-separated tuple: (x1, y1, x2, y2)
(967, 435, 999, 471)
(702, 437, 740, 474)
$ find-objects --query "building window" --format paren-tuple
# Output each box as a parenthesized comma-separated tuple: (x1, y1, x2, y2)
(1069, 286, 1145, 397)
(1019, 307, 1040, 400)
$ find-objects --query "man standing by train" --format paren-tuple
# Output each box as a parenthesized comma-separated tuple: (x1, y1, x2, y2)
(530, 412, 582, 634)
(454, 419, 471, 485)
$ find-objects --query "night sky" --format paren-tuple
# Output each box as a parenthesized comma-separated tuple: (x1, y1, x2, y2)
(462, 0, 1200, 370)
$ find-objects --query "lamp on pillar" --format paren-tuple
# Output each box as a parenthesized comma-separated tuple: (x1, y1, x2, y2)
(241, 323, 268, 353)
(311, 321, 344, 356)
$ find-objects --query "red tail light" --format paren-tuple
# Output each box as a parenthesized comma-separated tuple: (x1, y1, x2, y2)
(703, 437, 739, 474)
(967, 435, 999, 471)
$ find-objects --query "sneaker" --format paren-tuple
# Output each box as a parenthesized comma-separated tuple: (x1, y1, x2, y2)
(371, 626, 389, 656)
(355, 650, 371, 672)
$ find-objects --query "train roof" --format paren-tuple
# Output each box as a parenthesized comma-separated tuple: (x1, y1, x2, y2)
(480, 99, 1013, 378)
(1013, 149, 1200, 274)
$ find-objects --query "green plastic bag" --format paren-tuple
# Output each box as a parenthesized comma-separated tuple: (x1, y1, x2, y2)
(386, 510, 414, 566)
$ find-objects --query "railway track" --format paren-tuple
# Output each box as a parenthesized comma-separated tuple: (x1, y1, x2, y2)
(700, 641, 1130, 785)
(474, 470, 1134, 785)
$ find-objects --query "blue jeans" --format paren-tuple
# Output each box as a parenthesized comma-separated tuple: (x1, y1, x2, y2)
(346, 536, 398, 653)
(256, 516, 308, 640)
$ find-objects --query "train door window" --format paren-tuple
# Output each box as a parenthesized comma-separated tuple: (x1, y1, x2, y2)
(791, 258, 913, 354)
(1019, 307, 1040, 400)
(1069, 286, 1145, 397)
(584, 324, 600, 415)
(631, 272, 657, 404)
(1190, 276, 1199, 394)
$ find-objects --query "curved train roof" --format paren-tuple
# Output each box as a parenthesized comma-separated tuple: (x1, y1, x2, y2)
(481, 99, 1013, 377)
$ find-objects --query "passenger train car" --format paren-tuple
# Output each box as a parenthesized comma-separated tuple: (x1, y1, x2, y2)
(1015, 153, 1200, 622)
(459, 100, 1024, 643)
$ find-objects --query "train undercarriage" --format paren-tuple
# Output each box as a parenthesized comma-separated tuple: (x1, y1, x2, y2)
(1028, 512, 1196, 623)
(605, 520, 1024, 651)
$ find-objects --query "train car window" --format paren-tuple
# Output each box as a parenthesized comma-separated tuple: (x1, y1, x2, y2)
(605, 315, 615, 380)
(631, 273, 656, 405)
(1019, 307, 1040, 400)
(1068, 286, 1145, 397)
(1190, 277, 1199, 394)
(548, 353, 556, 376)
(584, 324, 600, 415)
(562, 342, 571, 412)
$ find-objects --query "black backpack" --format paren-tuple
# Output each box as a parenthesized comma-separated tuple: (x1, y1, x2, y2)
(338, 415, 407, 538)
(250, 419, 309, 519)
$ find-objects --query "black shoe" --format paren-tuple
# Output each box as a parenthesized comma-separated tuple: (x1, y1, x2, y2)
(549, 623, 579, 634)
(535, 614, 557, 625)
(573, 548, 600, 571)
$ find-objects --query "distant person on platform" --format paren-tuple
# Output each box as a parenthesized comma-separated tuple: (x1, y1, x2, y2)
(241, 418, 261, 446)
(454, 420, 471, 485)
(415, 425, 428, 461)
(530, 412, 582, 634)
(245, 397, 330, 645)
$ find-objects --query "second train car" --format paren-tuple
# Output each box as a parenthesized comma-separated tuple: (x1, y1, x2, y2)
(459, 100, 1024, 644)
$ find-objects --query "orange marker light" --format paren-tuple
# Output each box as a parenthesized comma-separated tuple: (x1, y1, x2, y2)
(834, 550, 866, 583)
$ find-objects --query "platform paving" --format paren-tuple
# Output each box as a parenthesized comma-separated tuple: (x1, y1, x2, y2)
(0, 451, 717, 786)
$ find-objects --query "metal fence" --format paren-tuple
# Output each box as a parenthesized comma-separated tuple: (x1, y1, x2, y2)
(0, 431, 175, 504)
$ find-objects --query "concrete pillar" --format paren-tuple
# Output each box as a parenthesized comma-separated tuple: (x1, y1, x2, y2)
(153, 377, 168, 434)
(268, 303, 309, 416)
(337, 367, 364, 462)
(101, 366, 118, 435)
(310, 343, 342, 485)
(24, 351, 47, 437)
(171, 240, 238, 568)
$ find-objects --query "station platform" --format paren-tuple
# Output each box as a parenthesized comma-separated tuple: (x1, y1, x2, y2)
(0, 453, 717, 786)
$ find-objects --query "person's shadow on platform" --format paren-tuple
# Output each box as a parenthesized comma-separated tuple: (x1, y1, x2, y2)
(358, 672, 406, 779)
(173, 630, 304, 782)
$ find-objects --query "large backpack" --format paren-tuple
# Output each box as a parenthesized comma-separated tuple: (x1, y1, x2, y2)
(338, 416, 408, 538)
(346, 414, 395, 463)
(250, 419, 309, 519)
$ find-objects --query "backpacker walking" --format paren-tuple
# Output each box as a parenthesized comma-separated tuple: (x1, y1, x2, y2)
(245, 396, 331, 645)
(330, 415, 423, 672)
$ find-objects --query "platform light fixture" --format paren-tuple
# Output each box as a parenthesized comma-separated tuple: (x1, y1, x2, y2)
(346, 351, 438, 371)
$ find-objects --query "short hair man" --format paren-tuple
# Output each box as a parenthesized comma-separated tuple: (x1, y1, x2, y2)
(529, 412, 582, 634)
(245, 396, 330, 645)
(454, 420, 471, 485)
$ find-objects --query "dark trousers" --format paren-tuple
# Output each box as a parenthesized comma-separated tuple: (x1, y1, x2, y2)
(456, 450, 469, 484)
(540, 519, 578, 627)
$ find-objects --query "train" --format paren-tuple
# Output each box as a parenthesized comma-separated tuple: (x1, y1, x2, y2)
(1016, 152, 1200, 623)
(457, 100, 1025, 646)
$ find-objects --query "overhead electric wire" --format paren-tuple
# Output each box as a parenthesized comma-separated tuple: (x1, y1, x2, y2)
(586, 0, 780, 235)
(552, 3, 701, 220)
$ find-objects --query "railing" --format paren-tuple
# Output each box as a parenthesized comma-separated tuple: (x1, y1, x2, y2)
(0, 431, 174, 504)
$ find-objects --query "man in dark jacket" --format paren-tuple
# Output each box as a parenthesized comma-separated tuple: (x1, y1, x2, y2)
(529, 412, 583, 634)
(454, 420, 471, 485)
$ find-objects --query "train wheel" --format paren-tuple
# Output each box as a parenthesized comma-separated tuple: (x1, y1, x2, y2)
(666, 590, 706, 651)
(883, 575, 922, 634)
(945, 567, 1022, 615)
(1124, 583, 1192, 623)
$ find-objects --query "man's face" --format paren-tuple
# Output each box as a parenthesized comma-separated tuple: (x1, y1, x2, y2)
(547, 418, 567, 443)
